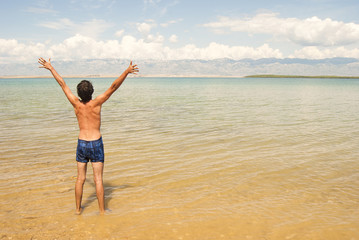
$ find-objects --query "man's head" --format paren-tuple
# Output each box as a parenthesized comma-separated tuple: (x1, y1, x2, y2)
(77, 80, 94, 103)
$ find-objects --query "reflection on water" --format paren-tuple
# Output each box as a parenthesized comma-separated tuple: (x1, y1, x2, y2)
(1, 77, 359, 239)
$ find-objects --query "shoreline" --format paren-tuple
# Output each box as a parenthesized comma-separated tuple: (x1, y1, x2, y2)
(0, 74, 245, 79)
(1, 74, 359, 79)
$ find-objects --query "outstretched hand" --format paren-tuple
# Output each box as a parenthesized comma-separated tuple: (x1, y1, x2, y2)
(127, 61, 139, 74)
(38, 57, 53, 70)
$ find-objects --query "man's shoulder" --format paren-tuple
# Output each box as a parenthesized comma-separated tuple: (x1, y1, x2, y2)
(80, 99, 103, 110)
(90, 97, 105, 107)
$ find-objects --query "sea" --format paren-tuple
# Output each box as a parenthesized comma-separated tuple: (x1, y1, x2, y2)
(0, 77, 358, 239)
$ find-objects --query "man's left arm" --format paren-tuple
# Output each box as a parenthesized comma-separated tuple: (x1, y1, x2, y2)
(38, 58, 79, 106)
(95, 61, 138, 105)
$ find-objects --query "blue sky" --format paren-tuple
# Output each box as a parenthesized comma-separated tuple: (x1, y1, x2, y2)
(1, 0, 359, 63)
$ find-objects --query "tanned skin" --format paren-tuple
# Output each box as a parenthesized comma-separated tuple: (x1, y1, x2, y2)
(38, 57, 139, 214)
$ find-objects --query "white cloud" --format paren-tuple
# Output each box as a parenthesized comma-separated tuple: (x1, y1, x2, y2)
(204, 12, 359, 47)
(291, 46, 359, 59)
(160, 19, 183, 27)
(169, 34, 178, 43)
(25, 7, 57, 14)
(78, 19, 113, 38)
(2, 34, 359, 64)
(136, 20, 157, 34)
(39, 18, 74, 30)
(0, 34, 282, 62)
(39, 18, 113, 38)
(0, 39, 46, 63)
(143, 0, 161, 4)
(53, 35, 283, 60)
(43, 34, 167, 60)
(115, 30, 125, 38)
(146, 34, 164, 43)
(143, 0, 178, 16)
(25, 0, 57, 14)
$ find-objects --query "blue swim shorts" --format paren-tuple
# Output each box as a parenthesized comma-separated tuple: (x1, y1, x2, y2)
(76, 137, 104, 163)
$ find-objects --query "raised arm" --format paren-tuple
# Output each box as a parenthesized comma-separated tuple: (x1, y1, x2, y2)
(38, 58, 78, 106)
(95, 61, 139, 105)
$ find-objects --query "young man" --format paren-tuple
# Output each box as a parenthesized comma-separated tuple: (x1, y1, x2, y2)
(38, 57, 139, 214)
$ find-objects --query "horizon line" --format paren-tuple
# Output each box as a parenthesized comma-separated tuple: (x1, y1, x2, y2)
(2, 74, 359, 79)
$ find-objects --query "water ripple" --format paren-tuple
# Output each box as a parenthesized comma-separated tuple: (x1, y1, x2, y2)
(1, 77, 359, 239)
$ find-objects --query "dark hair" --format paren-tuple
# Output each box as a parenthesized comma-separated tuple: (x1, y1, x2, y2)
(77, 80, 94, 103)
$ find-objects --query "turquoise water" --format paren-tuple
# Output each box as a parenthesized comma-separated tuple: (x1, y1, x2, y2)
(1, 77, 359, 239)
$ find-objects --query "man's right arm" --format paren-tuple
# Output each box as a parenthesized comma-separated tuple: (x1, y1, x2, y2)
(95, 61, 139, 105)
(38, 58, 79, 106)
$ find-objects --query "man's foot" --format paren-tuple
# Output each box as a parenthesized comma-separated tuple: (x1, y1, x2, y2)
(100, 208, 112, 215)
(76, 207, 83, 215)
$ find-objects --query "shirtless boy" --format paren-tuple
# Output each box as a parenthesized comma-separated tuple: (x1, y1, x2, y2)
(38, 57, 139, 214)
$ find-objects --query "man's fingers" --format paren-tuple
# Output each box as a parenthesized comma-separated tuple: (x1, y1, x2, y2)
(129, 62, 139, 73)
(128, 60, 139, 73)
(38, 57, 50, 64)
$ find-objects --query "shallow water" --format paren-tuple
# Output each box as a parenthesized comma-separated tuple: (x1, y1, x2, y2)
(1, 77, 359, 239)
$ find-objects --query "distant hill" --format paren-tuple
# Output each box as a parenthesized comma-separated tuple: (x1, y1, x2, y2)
(1, 58, 359, 77)
(246, 74, 359, 79)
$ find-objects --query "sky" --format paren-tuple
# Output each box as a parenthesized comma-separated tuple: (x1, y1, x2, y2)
(1, 0, 359, 63)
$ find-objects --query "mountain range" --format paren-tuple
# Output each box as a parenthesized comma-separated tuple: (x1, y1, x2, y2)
(2, 58, 359, 77)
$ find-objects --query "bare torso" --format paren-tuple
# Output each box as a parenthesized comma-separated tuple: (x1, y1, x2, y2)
(74, 100, 102, 141)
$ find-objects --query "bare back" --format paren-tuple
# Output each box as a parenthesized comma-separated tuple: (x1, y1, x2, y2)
(74, 100, 102, 141)
(38, 58, 138, 141)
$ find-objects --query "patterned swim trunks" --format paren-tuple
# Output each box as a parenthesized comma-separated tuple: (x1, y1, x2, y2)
(76, 137, 104, 163)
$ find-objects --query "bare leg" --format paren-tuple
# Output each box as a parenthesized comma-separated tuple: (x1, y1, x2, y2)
(92, 161, 105, 214)
(75, 162, 87, 214)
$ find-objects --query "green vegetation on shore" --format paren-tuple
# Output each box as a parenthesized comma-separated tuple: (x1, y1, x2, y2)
(245, 74, 359, 79)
